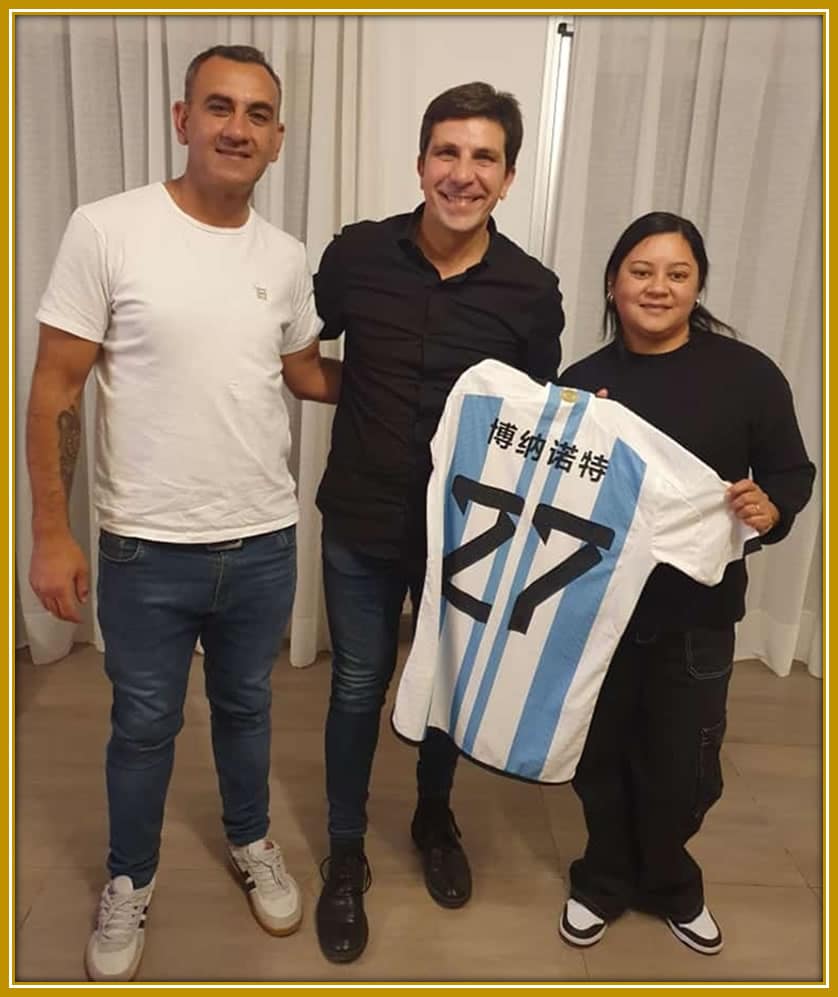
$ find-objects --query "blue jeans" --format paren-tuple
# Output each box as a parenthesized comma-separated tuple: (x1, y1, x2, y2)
(322, 531, 459, 840)
(97, 526, 296, 887)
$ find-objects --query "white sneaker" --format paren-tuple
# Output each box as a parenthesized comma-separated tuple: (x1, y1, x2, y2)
(228, 837, 302, 936)
(559, 897, 607, 947)
(666, 904, 724, 955)
(84, 875, 155, 982)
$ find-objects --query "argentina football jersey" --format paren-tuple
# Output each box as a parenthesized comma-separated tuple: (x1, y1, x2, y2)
(392, 359, 755, 783)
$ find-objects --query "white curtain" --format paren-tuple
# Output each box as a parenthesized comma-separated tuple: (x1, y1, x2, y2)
(548, 15, 822, 676)
(289, 17, 360, 667)
(14, 13, 349, 666)
(19, 14, 819, 679)
(15, 13, 552, 668)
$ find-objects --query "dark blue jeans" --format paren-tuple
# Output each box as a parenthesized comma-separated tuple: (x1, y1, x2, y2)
(322, 531, 459, 840)
(570, 624, 735, 923)
(97, 526, 296, 887)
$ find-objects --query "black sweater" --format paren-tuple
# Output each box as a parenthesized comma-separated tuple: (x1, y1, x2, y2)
(558, 332, 816, 629)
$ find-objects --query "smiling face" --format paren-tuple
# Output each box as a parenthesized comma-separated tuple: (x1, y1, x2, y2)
(610, 232, 701, 354)
(417, 117, 515, 240)
(172, 55, 284, 196)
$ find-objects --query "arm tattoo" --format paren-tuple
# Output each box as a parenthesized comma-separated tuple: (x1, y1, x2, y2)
(57, 404, 81, 500)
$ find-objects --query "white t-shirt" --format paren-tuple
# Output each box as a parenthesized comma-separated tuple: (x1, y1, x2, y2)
(392, 359, 755, 783)
(37, 182, 321, 542)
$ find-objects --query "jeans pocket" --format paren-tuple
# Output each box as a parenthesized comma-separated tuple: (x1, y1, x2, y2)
(684, 627, 735, 680)
(274, 525, 297, 551)
(99, 530, 142, 564)
(694, 715, 726, 821)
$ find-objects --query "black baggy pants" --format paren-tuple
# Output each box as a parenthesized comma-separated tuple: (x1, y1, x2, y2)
(570, 624, 734, 923)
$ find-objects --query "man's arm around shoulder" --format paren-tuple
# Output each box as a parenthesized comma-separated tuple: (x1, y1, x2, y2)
(26, 324, 100, 622)
(281, 339, 342, 403)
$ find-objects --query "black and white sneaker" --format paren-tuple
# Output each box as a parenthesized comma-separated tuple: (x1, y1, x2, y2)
(228, 837, 302, 936)
(666, 905, 723, 955)
(559, 897, 607, 947)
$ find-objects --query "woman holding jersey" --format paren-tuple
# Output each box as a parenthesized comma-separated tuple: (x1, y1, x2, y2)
(557, 211, 815, 954)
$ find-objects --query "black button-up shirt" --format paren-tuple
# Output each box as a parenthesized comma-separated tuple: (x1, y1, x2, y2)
(314, 207, 564, 561)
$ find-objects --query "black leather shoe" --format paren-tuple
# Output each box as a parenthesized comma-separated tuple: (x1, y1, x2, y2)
(315, 851, 372, 963)
(411, 806, 472, 908)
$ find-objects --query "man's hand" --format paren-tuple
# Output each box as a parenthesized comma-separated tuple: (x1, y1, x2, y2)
(726, 479, 780, 536)
(29, 531, 89, 623)
(281, 340, 342, 403)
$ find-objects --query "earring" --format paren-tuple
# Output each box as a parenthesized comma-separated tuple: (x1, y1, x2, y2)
(606, 290, 614, 304)
(693, 298, 701, 310)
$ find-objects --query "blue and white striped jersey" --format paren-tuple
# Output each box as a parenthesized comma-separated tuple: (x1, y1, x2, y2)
(392, 359, 755, 783)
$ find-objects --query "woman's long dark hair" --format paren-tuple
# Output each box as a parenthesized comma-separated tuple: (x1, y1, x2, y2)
(602, 211, 737, 341)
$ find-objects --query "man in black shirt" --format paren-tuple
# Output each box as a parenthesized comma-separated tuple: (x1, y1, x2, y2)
(313, 82, 564, 963)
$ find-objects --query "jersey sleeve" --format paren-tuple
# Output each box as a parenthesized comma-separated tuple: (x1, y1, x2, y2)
(596, 395, 756, 586)
(391, 384, 463, 743)
(280, 241, 323, 356)
(36, 209, 110, 343)
(650, 459, 755, 585)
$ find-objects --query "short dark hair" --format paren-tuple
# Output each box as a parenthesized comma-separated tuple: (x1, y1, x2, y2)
(602, 210, 736, 340)
(184, 45, 282, 112)
(419, 82, 523, 171)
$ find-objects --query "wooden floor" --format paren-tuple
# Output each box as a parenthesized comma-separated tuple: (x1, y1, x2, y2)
(14, 643, 823, 983)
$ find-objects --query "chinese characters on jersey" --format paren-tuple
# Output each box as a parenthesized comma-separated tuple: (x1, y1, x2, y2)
(487, 420, 609, 482)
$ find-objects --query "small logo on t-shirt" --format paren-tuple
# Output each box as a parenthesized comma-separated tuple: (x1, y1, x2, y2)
(254, 285, 268, 301)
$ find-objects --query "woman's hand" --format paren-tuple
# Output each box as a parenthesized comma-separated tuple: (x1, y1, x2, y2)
(727, 479, 780, 535)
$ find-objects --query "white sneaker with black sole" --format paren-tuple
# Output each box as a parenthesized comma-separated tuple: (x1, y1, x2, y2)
(559, 897, 607, 947)
(228, 837, 302, 936)
(84, 875, 155, 982)
(666, 905, 723, 954)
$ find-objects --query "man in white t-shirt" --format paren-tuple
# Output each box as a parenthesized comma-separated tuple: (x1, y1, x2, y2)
(25, 45, 339, 983)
